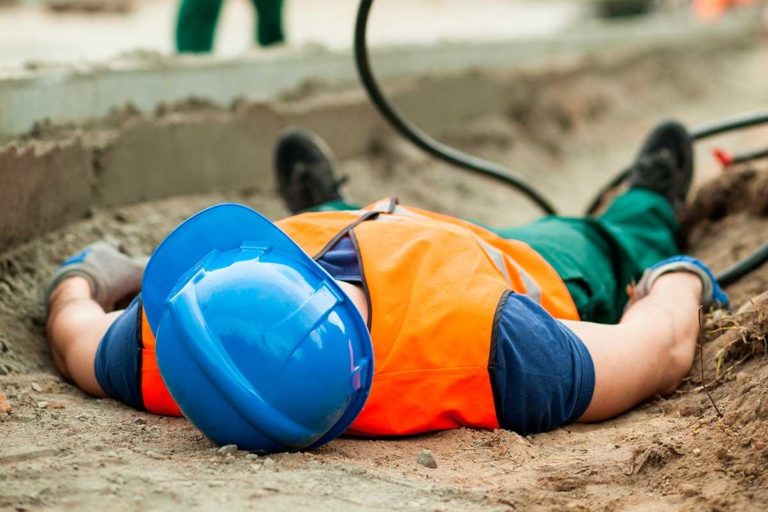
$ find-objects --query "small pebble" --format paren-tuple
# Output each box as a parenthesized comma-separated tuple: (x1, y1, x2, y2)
(245, 453, 259, 461)
(0, 365, 9, 376)
(133, 417, 147, 425)
(692, 448, 701, 456)
(262, 457, 276, 468)
(417, 449, 437, 469)
(217, 444, 238, 456)
(36, 401, 49, 409)
(31, 382, 42, 393)
(680, 484, 699, 497)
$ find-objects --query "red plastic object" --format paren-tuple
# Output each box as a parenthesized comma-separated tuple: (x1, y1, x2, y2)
(712, 148, 734, 167)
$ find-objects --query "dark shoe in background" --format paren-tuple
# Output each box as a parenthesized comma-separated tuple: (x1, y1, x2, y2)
(627, 120, 694, 213)
(274, 128, 349, 214)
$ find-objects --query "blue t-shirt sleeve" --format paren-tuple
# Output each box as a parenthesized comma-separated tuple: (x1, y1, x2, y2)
(316, 235, 362, 284)
(490, 292, 595, 434)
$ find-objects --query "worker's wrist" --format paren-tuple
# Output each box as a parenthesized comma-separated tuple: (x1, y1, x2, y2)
(634, 256, 729, 309)
(650, 272, 703, 302)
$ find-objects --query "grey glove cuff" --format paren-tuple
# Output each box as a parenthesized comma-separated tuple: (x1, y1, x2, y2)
(634, 262, 714, 306)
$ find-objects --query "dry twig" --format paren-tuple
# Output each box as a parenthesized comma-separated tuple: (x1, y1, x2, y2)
(699, 306, 723, 418)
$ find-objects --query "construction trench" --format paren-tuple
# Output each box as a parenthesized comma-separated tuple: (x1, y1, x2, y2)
(2, 14, 768, 512)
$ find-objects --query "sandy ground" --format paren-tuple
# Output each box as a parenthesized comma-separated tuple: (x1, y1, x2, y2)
(2, 40, 768, 511)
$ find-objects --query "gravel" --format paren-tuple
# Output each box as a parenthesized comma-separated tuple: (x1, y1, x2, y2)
(217, 444, 238, 456)
(416, 449, 437, 469)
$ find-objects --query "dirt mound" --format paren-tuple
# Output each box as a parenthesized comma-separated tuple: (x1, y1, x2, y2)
(685, 165, 768, 305)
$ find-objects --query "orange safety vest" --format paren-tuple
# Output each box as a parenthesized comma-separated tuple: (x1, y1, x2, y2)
(140, 198, 578, 435)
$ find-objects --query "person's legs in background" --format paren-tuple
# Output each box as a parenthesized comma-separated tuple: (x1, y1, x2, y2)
(175, 0, 224, 53)
(176, 0, 284, 53)
(252, 0, 285, 47)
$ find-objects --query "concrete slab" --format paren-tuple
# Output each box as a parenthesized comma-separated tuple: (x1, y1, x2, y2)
(0, 13, 759, 137)
(0, 141, 92, 250)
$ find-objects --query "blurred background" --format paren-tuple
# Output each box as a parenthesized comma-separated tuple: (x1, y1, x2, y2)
(0, 0, 764, 67)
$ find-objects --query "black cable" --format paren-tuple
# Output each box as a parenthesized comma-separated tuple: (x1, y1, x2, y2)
(690, 111, 768, 141)
(353, 0, 558, 215)
(731, 146, 768, 166)
(716, 242, 768, 287)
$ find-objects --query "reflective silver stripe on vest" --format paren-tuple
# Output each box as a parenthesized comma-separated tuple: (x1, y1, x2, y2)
(478, 240, 511, 285)
(478, 240, 542, 303)
(506, 257, 542, 304)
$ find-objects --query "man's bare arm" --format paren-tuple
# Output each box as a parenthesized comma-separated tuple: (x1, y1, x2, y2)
(561, 272, 703, 422)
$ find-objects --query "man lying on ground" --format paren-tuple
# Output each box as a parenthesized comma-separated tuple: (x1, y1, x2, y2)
(45, 122, 728, 452)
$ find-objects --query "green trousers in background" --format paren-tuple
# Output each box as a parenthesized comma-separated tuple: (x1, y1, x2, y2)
(311, 189, 680, 324)
(176, 0, 284, 53)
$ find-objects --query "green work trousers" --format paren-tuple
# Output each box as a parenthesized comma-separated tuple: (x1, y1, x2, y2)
(175, 0, 284, 53)
(311, 189, 680, 324)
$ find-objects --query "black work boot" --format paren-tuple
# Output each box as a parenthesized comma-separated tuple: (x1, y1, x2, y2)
(627, 120, 694, 213)
(274, 128, 349, 214)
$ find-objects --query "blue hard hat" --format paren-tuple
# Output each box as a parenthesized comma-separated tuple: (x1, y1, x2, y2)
(142, 203, 373, 453)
